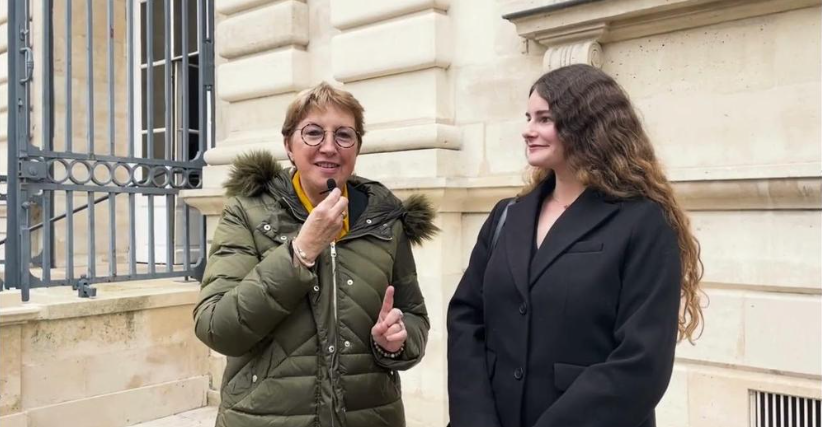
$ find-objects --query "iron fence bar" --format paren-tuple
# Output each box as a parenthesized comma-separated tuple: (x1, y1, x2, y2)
(108, 191, 116, 278)
(6, 0, 21, 293)
(182, 0, 191, 274)
(66, 0, 72, 152)
(147, 0, 154, 160)
(148, 195, 155, 273)
(182, 0, 189, 157)
(208, 0, 216, 149)
(86, 0, 94, 155)
(66, 190, 74, 283)
(164, 0, 172, 162)
(166, 193, 173, 272)
(43, 0, 53, 153)
(129, 193, 136, 275)
(183, 204, 190, 272)
(164, 0, 174, 273)
(197, 0, 205, 156)
(42, 191, 52, 284)
(20, 189, 32, 300)
(108, 0, 115, 156)
(87, 191, 95, 279)
(43, 0, 56, 277)
(127, 0, 134, 159)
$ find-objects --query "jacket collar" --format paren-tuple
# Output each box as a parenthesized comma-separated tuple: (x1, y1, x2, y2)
(222, 150, 439, 245)
(504, 175, 619, 300)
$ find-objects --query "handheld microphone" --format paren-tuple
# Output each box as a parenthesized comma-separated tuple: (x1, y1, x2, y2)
(320, 178, 337, 195)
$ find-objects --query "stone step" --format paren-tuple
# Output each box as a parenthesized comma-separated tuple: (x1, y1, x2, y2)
(130, 406, 217, 427)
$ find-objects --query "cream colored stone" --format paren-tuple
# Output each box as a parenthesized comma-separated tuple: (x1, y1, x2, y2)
(354, 148, 460, 180)
(361, 123, 460, 154)
(332, 10, 452, 83)
(692, 211, 821, 290)
(344, 68, 452, 127)
(331, 0, 450, 30)
(0, 23, 7, 53)
(656, 366, 690, 427)
(0, 83, 8, 113)
(744, 293, 822, 376)
(503, 0, 819, 45)
(216, 1, 308, 60)
(218, 48, 309, 103)
(227, 92, 294, 136)
(603, 8, 821, 177)
(675, 288, 821, 376)
(26, 377, 208, 427)
(0, 52, 7, 84)
(0, 412, 27, 427)
(21, 304, 207, 408)
(453, 55, 543, 126)
(0, 324, 22, 415)
(0, 0, 7, 25)
(216, 0, 282, 16)
(484, 119, 529, 175)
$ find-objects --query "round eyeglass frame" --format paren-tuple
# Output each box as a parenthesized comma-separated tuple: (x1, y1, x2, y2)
(296, 123, 360, 149)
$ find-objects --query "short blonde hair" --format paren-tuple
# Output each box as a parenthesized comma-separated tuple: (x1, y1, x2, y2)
(281, 82, 366, 149)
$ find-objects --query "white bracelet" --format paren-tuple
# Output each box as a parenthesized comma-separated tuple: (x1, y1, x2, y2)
(292, 240, 315, 268)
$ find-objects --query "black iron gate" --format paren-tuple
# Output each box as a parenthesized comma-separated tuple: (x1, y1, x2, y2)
(3, 0, 215, 301)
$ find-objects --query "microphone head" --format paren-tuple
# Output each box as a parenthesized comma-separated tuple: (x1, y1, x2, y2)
(326, 179, 337, 191)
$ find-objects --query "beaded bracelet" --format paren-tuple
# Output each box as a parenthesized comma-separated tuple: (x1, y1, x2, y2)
(373, 339, 405, 359)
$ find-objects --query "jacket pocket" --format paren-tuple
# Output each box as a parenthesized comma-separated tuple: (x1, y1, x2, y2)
(553, 362, 587, 391)
(565, 241, 603, 254)
(485, 349, 497, 380)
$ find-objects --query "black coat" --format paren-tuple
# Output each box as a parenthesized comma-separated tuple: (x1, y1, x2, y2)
(447, 177, 681, 427)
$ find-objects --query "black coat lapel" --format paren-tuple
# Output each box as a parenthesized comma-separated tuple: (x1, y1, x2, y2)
(529, 188, 619, 287)
(503, 183, 544, 301)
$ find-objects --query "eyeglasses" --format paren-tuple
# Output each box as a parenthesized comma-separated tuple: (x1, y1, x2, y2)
(297, 123, 359, 149)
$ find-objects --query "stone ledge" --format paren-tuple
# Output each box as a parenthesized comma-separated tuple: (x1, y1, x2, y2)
(0, 280, 200, 322)
(503, 0, 820, 45)
(216, 0, 297, 16)
(331, 0, 450, 31)
(180, 173, 821, 214)
(332, 11, 452, 83)
(216, 1, 308, 60)
(502, 0, 821, 70)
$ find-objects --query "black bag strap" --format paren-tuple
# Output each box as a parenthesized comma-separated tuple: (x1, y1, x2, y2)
(489, 199, 516, 255)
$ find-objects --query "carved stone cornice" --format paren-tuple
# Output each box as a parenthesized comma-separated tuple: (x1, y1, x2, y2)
(503, 0, 821, 69)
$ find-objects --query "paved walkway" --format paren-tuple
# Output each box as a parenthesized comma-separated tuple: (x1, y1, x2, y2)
(132, 407, 217, 427)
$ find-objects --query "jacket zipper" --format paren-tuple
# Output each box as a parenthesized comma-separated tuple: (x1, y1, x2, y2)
(329, 242, 339, 427)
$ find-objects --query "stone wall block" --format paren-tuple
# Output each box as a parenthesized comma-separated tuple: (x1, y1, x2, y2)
(217, 1, 309, 60)
(218, 47, 309, 103)
(332, 10, 452, 83)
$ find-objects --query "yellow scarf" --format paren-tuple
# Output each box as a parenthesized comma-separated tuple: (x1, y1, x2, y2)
(292, 171, 349, 240)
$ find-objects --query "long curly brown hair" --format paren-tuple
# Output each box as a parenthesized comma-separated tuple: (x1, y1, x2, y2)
(523, 64, 704, 342)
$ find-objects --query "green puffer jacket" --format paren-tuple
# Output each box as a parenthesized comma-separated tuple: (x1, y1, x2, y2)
(194, 151, 436, 427)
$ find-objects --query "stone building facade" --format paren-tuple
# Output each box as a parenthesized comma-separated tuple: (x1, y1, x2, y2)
(0, 1, 819, 427)
(184, 1, 822, 426)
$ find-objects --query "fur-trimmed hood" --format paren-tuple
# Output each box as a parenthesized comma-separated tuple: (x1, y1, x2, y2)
(223, 150, 439, 245)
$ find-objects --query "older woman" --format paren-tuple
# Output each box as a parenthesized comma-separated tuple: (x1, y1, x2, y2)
(194, 82, 436, 427)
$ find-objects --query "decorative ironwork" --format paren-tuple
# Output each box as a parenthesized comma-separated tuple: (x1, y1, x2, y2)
(3, 0, 215, 301)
